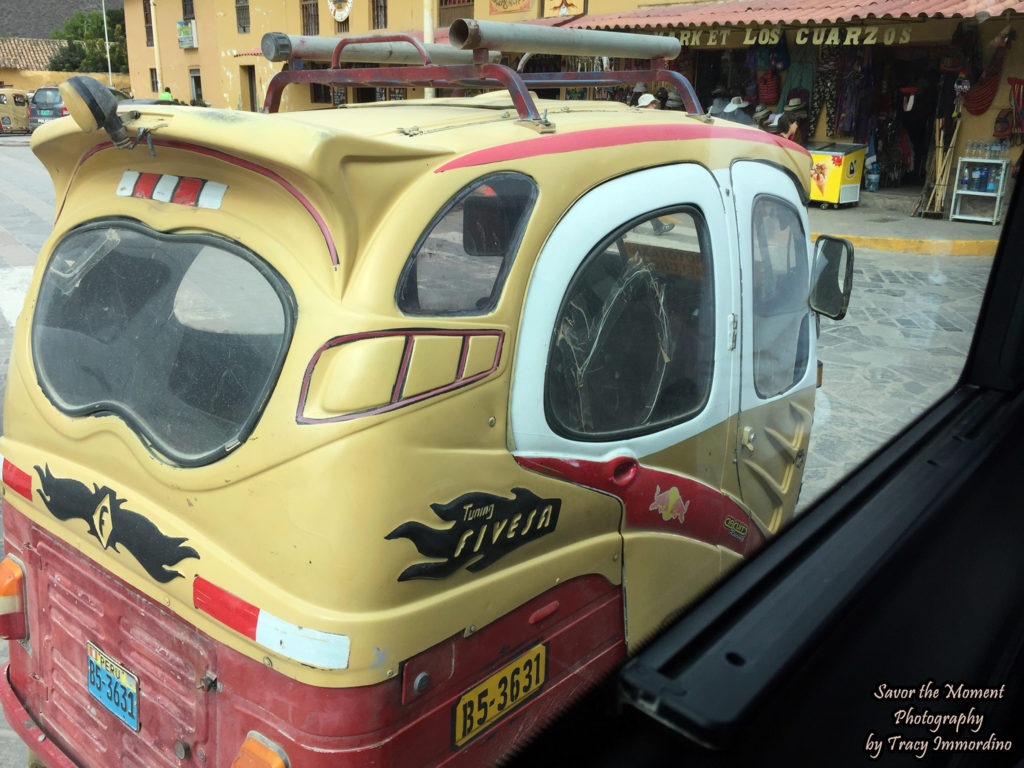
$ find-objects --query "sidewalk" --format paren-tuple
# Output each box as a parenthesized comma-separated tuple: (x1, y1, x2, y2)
(807, 185, 1005, 257)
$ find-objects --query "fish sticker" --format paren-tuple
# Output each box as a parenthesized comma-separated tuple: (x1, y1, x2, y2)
(34, 465, 199, 583)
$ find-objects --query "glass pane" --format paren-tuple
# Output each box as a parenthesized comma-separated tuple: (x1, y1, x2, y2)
(32, 223, 292, 466)
(751, 196, 810, 398)
(546, 209, 714, 438)
(398, 173, 537, 315)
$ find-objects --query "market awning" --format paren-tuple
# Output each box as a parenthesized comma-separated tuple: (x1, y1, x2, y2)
(561, 0, 1024, 31)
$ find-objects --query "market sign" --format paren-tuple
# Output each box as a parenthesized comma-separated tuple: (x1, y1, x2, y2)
(490, 0, 532, 14)
(678, 24, 913, 48)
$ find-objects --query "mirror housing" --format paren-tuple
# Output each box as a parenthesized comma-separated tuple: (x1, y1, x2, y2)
(809, 235, 854, 320)
(59, 76, 130, 148)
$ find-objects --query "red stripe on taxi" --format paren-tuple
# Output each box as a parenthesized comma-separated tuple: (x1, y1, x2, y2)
(193, 575, 259, 639)
(435, 123, 809, 173)
(0, 459, 32, 501)
(132, 172, 160, 198)
(172, 177, 204, 206)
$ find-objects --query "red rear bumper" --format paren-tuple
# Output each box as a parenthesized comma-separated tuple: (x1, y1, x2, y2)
(0, 662, 77, 768)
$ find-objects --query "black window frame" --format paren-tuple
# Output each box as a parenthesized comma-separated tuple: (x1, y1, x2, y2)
(301, 0, 320, 36)
(181, 0, 195, 21)
(143, 0, 154, 46)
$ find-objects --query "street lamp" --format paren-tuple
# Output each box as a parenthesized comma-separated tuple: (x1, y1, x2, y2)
(100, 0, 113, 86)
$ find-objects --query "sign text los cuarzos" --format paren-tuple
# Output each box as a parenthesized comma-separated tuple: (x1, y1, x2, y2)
(679, 25, 912, 47)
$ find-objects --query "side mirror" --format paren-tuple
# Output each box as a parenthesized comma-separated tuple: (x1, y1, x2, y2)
(809, 235, 854, 320)
(59, 76, 130, 148)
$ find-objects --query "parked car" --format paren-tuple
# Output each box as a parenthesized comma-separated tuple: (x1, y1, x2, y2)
(0, 22, 852, 768)
(28, 84, 128, 132)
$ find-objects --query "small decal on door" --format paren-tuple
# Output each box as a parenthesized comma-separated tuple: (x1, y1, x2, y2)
(649, 485, 690, 525)
(386, 488, 560, 581)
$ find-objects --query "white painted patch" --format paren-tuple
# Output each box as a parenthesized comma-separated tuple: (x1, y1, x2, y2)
(152, 174, 179, 202)
(0, 266, 34, 329)
(197, 181, 227, 209)
(116, 170, 140, 196)
(254, 611, 351, 669)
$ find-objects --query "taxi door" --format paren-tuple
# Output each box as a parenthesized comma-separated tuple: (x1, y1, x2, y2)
(509, 163, 750, 646)
(730, 160, 817, 533)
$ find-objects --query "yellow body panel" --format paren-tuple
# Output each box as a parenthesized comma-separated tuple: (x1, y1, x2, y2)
(1, 94, 813, 689)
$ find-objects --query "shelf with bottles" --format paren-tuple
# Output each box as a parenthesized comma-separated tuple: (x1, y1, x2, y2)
(951, 145, 1010, 224)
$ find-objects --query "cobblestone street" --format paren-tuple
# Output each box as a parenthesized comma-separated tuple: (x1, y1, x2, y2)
(800, 250, 993, 509)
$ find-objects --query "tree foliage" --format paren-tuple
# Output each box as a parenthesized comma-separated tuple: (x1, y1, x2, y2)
(48, 10, 128, 73)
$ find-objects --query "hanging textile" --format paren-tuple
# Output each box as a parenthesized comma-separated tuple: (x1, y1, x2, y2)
(966, 27, 1015, 115)
(1009, 77, 1024, 145)
(776, 42, 816, 113)
(811, 46, 842, 137)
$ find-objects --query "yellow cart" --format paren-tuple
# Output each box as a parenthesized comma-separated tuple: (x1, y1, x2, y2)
(807, 141, 866, 208)
(0, 88, 29, 134)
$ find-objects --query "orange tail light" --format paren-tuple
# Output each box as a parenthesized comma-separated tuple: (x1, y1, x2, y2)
(0, 556, 27, 640)
(231, 732, 289, 768)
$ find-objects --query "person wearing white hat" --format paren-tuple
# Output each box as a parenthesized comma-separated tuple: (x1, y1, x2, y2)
(638, 93, 661, 109)
(722, 96, 754, 125)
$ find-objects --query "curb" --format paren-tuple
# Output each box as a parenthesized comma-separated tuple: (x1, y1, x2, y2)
(810, 232, 998, 257)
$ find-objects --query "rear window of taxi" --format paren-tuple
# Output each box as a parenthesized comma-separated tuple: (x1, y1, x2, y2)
(32, 221, 295, 466)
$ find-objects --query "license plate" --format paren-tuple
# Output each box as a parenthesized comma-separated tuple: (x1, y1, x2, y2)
(38, 109, 52, 116)
(452, 643, 547, 747)
(86, 642, 139, 730)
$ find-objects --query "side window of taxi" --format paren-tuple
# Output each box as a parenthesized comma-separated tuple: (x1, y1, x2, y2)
(751, 196, 811, 398)
(546, 209, 714, 438)
(397, 173, 538, 315)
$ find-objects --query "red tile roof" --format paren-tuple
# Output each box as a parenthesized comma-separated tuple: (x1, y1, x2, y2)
(564, 0, 1024, 30)
(0, 37, 67, 71)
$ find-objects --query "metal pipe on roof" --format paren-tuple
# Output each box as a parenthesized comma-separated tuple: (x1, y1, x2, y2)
(449, 19, 681, 60)
(261, 32, 496, 65)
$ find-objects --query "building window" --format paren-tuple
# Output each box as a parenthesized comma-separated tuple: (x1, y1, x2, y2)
(372, 0, 387, 29)
(190, 68, 203, 105)
(150, 68, 158, 92)
(301, 0, 319, 36)
(143, 0, 153, 46)
(307, 62, 332, 104)
(181, 0, 195, 21)
(438, 0, 473, 27)
(236, 0, 250, 33)
(335, 18, 350, 33)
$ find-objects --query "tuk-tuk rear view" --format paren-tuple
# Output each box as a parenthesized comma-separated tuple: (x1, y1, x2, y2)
(0, 21, 851, 767)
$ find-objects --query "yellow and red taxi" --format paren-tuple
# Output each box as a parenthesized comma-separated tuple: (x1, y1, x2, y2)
(0, 20, 851, 767)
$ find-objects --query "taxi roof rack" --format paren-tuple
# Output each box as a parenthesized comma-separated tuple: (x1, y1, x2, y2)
(261, 20, 702, 129)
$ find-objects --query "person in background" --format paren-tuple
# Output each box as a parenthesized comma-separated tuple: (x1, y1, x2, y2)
(638, 93, 661, 109)
(664, 90, 684, 111)
(776, 114, 803, 144)
(159, 87, 173, 101)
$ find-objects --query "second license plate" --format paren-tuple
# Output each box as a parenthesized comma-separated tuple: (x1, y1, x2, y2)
(452, 643, 547, 747)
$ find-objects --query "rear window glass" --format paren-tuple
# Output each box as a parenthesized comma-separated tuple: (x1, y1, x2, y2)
(32, 222, 294, 466)
(33, 88, 61, 106)
(397, 173, 537, 315)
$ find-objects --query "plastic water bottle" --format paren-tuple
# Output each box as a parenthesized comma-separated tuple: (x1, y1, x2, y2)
(961, 165, 970, 189)
(992, 162, 1002, 192)
(972, 163, 982, 190)
(982, 163, 991, 192)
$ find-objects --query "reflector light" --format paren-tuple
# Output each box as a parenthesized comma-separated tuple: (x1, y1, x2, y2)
(1, 457, 32, 501)
(231, 732, 289, 768)
(0, 556, 27, 640)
